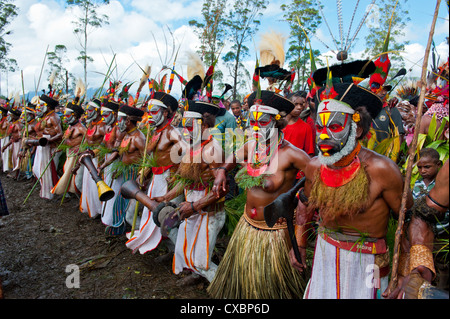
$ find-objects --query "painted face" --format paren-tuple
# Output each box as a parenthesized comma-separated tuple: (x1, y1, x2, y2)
(248, 111, 276, 142)
(316, 111, 352, 157)
(182, 117, 202, 143)
(63, 109, 77, 125)
(86, 104, 99, 121)
(147, 104, 164, 127)
(35, 102, 48, 118)
(117, 115, 128, 132)
(20, 110, 34, 124)
(101, 109, 115, 126)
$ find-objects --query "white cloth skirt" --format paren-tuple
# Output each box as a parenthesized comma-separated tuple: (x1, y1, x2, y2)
(304, 234, 388, 299)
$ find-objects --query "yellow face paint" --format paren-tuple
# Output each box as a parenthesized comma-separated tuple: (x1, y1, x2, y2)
(319, 112, 331, 126)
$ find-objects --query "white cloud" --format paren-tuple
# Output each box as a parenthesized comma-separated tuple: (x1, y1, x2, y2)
(130, 0, 203, 23)
(2, 0, 448, 100)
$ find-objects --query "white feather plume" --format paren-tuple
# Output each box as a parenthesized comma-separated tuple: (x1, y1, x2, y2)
(75, 78, 85, 99)
(14, 92, 20, 107)
(49, 70, 57, 87)
(138, 64, 151, 93)
(186, 51, 205, 80)
(31, 96, 41, 105)
(258, 30, 287, 67)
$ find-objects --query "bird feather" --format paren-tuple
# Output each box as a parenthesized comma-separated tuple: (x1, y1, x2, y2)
(258, 30, 287, 67)
(186, 51, 205, 81)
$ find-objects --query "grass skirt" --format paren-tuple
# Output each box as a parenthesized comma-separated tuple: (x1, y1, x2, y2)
(207, 214, 307, 299)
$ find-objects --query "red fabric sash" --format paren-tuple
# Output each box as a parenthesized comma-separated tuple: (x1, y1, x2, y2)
(151, 165, 172, 175)
(321, 231, 387, 255)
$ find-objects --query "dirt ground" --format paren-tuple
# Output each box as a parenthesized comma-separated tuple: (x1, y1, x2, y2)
(0, 170, 220, 299)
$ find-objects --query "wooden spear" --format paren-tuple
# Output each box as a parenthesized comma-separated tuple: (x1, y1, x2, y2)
(385, 0, 442, 296)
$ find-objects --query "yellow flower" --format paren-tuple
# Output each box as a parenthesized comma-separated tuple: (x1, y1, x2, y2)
(274, 114, 281, 120)
(352, 112, 360, 123)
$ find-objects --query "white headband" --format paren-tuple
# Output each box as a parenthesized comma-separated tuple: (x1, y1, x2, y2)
(183, 111, 202, 119)
(317, 99, 354, 115)
(249, 104, 279, 115)
(101, 106, 113, 112)
(88, 101, 101, 109)
(118, 111, 127, 117)
(148, 99, 167, 109)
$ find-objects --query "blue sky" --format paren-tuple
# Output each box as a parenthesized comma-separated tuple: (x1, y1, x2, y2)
(2, 0, 449, 98)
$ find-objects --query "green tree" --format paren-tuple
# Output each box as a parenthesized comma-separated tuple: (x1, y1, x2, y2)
(281, 0, 322, 91)
(66, 0, 110, 88)
(47, 45, 75, 94)
(188, 0, 228, 88)
(223, 0, 267, 99)
(364, 0, 410, 70)
(0, 57, 17, 97)
(189, 0, 227, 66)
(0, 0, 17, 62)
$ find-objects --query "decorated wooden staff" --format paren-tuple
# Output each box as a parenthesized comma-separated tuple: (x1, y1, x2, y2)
(129, 100, 152, 238)
(385, 0, 442, 296)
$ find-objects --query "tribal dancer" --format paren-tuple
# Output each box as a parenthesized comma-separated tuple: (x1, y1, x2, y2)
(208, 90, 311, 299)
(291, 68, 414, 298)
(79, 98, 106, 218)
(18, 101, 38, 180)
(31, 94, 63, 199)
(0, 103, 10, 172)
(153, 100, 228, 284)
(98, 104, 145, 235)
(51, 99, 86, 196)
(1, 106, 22, 179)
(126, 92, 184, 254)
(98, 99, 122, 228)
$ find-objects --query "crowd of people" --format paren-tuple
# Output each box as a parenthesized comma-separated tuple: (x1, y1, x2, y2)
(0, 34, 449, 300)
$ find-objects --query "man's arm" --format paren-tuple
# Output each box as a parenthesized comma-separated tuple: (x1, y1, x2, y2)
(426, 159, 449, 212)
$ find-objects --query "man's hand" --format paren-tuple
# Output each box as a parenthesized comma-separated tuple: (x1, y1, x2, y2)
(382, 266, 433, 299)
(212, 168, 227, 198)
(289, 246, 307, 273)
(295, 194, 313, 226)
(178, 201, 197, 220)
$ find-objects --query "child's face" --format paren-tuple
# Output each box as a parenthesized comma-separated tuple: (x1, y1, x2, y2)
(417, 156, 441, 180)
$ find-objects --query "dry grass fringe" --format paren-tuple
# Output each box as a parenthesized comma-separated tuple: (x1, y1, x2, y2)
(207, 216, 307, 299)
(308, 164, 370, 223)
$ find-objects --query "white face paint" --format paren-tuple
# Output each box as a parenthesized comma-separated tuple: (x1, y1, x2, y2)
(147, 103, 165, 127)
(101, 109, 115, 126)
(35, 102, 48, 118)
(63, 109, 77, 125)
(117, 115, 128, 132)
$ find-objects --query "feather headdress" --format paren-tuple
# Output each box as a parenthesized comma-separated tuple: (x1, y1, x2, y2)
(258, 30, 287, 67)
(74, 78, 86, 105)
(186, 51, 206, 81)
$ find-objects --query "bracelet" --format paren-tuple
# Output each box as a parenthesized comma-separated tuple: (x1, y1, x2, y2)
(212, 167, 227, 171)
(409, 244, 435, 276)
(190, 201, 197, 213)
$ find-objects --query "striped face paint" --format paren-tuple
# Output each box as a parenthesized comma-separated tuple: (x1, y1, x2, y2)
(101, 109, 115, 126)
(316, 110, 352, 157)
(147, 103, 164, 127)
(248, 110, 275, 142)
(63, 108, 76, 125)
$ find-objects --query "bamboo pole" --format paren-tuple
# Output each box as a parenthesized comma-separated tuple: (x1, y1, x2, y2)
(130, 122, 152, 238)
(35, 45, 49, 96)
(385, 0, 442, 296)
